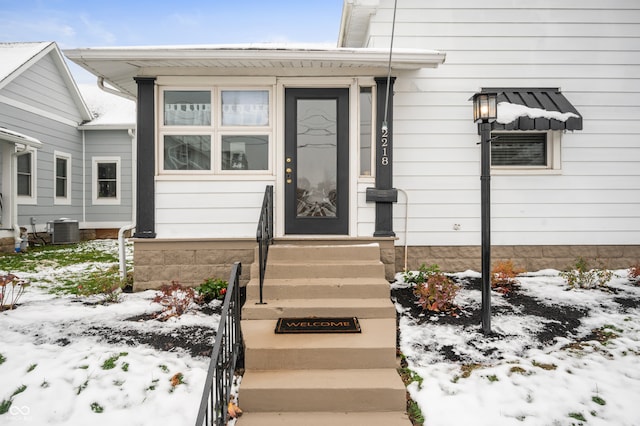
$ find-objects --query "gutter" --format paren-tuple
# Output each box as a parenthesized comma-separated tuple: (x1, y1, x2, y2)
(98, 77, 137, 102)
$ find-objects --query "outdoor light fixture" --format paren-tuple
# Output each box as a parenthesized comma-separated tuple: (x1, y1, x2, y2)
(472, 92, 498, 123)
(472, 91, 498, 335)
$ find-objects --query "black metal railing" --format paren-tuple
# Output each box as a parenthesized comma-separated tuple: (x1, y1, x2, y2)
(195, 261, 243, 426)
(256, 185, 274, 304)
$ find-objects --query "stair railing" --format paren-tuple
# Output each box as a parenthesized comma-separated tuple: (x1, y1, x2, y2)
(195, 261, 243, 426)
(256, 185, 273, 304)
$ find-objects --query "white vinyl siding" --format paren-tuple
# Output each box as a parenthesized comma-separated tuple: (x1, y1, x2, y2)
(155, 179, 274, 238)
(362, 0, 640, 246)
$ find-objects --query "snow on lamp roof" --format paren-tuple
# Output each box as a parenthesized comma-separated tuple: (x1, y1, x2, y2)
(497, 102, 580, 125)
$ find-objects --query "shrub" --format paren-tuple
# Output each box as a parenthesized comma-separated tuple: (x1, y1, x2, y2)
(0, 273, 29, 310)
(152, 281, 198, 321)
(402, 263, 441, 286)
(491, 260, 523, 294)
(414, 271, 460, 313)
(629, 263, 640, 284)
(560, 257, 613, 289)
(195, 277, 228, 303)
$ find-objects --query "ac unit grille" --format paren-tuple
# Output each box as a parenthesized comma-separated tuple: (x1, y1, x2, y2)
(50, 220, 80, 244)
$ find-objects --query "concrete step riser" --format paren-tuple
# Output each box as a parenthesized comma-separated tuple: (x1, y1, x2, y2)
(242, 305, 396, 320)
(237, 411, 411, 426)
(240, 388, 406, 413)
(266, 245, 382, 263)
(246, 283, 391, 300)
(245, 347, 397, 370)
(265, 263, 385, 279)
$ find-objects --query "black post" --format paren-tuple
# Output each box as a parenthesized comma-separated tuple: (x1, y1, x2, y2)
(480, 121, 492, 334)
(133, 77, 156, 238)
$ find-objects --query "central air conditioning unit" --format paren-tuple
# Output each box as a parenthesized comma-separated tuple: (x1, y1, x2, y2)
(47, 219, 80, 244)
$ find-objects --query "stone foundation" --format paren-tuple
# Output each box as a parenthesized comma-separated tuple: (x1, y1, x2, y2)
(396, 245, 640, 274)
(133, 239, 257, 291)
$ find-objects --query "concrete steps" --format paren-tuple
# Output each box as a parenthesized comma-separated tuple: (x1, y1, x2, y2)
(238, 243, 409, 425)
(242, 318, 397, 370)
(237, 411, 411, 426)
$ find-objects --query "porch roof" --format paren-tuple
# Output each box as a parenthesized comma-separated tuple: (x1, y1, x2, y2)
(64, 44, 445, 98)
(0, 127, 42, 148)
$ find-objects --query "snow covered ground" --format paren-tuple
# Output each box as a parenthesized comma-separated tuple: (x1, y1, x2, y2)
(2, 240, 639, 425)
(394, 269, 640, 426)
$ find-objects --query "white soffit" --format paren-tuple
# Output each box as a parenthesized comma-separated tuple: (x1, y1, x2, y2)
(65, 44, 445, 97)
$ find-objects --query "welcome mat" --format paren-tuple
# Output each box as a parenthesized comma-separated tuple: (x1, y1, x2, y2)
(275, 317, 361, 334)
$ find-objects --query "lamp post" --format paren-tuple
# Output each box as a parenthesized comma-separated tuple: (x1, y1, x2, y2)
(472, 92, 497, 335)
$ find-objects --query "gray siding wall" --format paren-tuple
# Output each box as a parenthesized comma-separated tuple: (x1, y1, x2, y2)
(0, 102, 83, 227)
(362, 0, 640, 246)
(1, 52, 83, 124)
(84, 129, 134, 224)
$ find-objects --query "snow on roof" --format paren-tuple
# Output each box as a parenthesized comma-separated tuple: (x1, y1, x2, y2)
(497, 101, 580, 125)
(0, 42, 51, 83)
(78, 84, 135, 128)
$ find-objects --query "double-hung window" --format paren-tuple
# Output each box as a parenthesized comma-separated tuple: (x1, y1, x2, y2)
(93, 157, 120, 205)
(17, 149, 36, 203)
(160, 87, 271, 174)
(54, 151, 71, 205)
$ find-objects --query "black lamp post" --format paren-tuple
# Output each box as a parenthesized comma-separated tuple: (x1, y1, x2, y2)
(472, 92, 497, 335)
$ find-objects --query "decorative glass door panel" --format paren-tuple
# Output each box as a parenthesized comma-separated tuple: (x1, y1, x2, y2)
(285, 89, 349, 234)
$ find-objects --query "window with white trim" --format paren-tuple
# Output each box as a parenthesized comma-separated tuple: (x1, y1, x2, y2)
(54, 151, 71, 204)
(17, 149, 37, 204)
(160, 88, 271, 174)
(92, 157, 121, 205)
(491, 131, 561, 174)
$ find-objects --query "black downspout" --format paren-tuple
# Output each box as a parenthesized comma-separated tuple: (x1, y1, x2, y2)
(367, 76, 398, 237)
(133, 77, 156, 238)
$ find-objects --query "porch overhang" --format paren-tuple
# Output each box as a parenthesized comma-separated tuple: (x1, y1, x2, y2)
(64, 44, 445, 98)
(488, 88, 583, 131)
(0, 127, 42, 148)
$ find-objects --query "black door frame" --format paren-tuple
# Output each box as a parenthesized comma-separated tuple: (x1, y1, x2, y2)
(284, 88, 349, 235)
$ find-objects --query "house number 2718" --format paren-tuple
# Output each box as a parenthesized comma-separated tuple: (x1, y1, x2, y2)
(380, 127, 389, 166)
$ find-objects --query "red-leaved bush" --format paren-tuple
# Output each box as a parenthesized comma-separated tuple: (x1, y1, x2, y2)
(414, 272, 460, 313)
(152, 281, 198, 321)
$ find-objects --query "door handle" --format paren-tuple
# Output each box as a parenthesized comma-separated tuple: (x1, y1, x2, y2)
(285, 158, 293, 184)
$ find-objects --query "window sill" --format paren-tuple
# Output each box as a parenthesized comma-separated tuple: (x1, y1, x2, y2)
(491, 168, 562, 176)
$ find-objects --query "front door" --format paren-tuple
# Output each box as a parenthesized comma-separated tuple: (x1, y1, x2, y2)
(284, 88, 349, 234)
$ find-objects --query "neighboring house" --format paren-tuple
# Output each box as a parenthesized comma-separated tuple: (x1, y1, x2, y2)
(0, 42, 135, 252)
(65, 0, 640, 290)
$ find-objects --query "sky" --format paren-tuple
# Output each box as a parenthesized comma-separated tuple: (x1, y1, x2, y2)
(0, 0, 344, 83)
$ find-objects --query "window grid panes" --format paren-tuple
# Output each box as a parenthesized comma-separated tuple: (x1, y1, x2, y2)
(17, 153, 32, 196)
(97, 162, 117, 198)
(56, 157, 68, 197)
(160, 87, 271, 173)
(163, 135, 212, 170)
(164, 90, 211, 126)
(491, 133, 547, 167)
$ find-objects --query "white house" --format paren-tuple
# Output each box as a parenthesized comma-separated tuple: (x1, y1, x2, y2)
(65, 0, 640, 289)
(0, 42, 136, 251)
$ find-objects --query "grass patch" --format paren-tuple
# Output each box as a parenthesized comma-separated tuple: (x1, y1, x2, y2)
(407, 399, 425, 425)
(0, 399, 11, 415)
(532, 360, 557, 371)
(27, 363, 37, 372)
(90, 402, 104, 413)
(102, 352, 128, 370)
(0, 242, 119, 273)
(0, 353, 5, 365)
(592, 395, 606, 406)
(569, 412, 586, 422)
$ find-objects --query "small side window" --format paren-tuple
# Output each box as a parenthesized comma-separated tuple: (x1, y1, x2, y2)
(491, 132, 561, 174)
(93, 157, 121, 205)
(54, 151, 72, 205)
